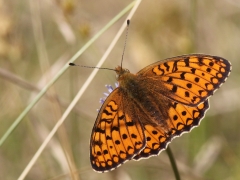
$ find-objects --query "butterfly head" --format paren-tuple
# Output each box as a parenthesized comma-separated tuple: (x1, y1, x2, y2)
(115, 65, 130, 81)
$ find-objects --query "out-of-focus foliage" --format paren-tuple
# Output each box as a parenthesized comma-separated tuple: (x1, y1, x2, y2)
(0, 0, 239, 179)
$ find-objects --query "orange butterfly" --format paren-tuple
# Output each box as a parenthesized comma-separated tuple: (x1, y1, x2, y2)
(90, 54, 231, 172)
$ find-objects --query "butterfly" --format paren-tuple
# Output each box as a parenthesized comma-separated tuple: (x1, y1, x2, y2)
(90, 54, 231, 172)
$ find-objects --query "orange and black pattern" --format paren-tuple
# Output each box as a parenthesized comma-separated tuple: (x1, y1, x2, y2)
(90, 54, 231, 172)
(133, 100, 209, 160)
(91, 89, 147, 171)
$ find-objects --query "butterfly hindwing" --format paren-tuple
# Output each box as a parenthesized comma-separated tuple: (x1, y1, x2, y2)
(137, 54, 231, 106)
(90, 88, 146, 172)
(133, 99, 209, 160)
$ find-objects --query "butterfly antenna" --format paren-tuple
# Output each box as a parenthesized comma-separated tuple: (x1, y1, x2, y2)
(69, 63, 115, 71)
(120, 20, 130, 70)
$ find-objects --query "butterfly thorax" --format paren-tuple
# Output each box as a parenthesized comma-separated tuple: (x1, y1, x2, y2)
(115, 65, 171, 129)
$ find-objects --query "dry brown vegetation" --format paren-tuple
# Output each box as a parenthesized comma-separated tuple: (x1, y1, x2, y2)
(0, 0, 239, 179)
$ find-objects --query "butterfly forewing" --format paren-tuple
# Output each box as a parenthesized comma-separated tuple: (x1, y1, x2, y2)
(90, 88, 146, 172)
(137, 54, 231, 106)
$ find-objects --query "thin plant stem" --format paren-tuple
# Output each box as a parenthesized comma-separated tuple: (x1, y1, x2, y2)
(0, 0, 138, 147)
(166, 146, 181, 180)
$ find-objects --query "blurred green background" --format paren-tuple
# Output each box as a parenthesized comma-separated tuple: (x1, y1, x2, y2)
(0, 0, 239, 179)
